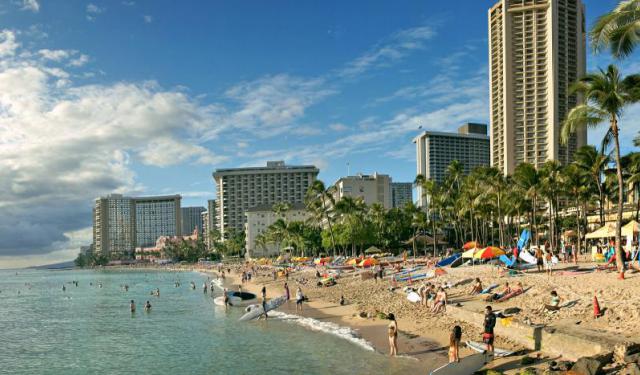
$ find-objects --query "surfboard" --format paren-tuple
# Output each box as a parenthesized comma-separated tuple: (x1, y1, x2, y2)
(238, 295, 288, 322)
(407, 291, 421, 303)
(466, 340, 514, 357)
(518, 250, 537, 265)
(430, 352, 494, 375)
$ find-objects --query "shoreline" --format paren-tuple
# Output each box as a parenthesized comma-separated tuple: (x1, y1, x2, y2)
(210, 269, 450, 372)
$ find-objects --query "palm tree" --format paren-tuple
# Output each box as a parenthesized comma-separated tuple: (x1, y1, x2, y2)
(573, 145, 610, 226)
(591, 0, 640, 59)
(561, 64, 640, 275)
(334, 196, 366, 257)
(272, 202, 292, 218)
(540, 161, 563, 250)
(564, 164, 588, 263)
(305, 181, 337, 255)
(479, 167, 508, 247)
(411, 210, 429, 257)
(513, 163, 541, 247)
(624, 152, 640, 220)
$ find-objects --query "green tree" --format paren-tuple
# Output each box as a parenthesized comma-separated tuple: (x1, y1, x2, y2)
(591, 0, 640, 59)
(561, 64, 640, 274)
(306, 181, 337, 255)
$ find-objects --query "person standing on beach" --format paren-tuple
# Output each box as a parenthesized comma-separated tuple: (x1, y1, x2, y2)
(449, 325, 462, 363)
(284, 282, 290, 300)
(535, 247, 544, 273)
(483, 306, 496, 353)
(260, 285, 268, 320)
(203, 282, 207, 294)
(295, 287, 304, 313)
(387, 313, 398, 357)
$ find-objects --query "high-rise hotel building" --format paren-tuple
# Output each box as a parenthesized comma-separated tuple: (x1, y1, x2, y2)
(93, 194, 181, 258)
(213, 161, 318, 239)
(489, 0, 587, 175)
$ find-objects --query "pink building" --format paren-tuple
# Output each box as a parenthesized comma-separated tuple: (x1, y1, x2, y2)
(135, 228, 200, 263)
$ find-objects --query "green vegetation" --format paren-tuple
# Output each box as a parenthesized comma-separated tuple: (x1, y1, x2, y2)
(73, 252, 109, 267)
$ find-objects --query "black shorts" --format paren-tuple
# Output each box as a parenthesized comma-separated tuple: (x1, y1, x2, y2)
(537, 258, 543, 266)
(296, 299, 303, 305)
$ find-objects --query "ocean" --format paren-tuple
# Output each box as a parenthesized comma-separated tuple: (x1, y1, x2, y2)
(0, 269, 420, 374)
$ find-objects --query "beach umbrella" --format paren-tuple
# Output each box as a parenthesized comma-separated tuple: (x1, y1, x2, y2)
(473, 246, 505, 259)
(461, 248, 477, 259)
(358, 258, 379, 267)
(462, 241, 477, 250)
(346, 258, 359, 266)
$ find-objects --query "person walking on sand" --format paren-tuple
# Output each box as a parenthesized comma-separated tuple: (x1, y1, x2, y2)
(295, 287, 304, 313)
(483, 306, 496, 353)
(535, 247, 544, 273)
(387, 313, 398, 357)
(449, 325, 462, 363)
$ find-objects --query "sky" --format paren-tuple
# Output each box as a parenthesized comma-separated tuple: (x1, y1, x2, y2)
(0, 0, 637, 268)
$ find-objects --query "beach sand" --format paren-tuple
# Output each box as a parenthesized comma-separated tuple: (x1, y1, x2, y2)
(203, 265, 575, 374)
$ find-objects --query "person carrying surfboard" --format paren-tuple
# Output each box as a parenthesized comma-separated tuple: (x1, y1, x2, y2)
(483, 306, 496, 353)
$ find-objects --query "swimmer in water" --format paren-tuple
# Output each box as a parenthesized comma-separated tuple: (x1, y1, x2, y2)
(130, 300, 136, 313)
(144, 301, 151, 311)
(62, 285, 66, 292)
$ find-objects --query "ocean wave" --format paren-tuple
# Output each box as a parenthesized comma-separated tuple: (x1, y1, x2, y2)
(269, 311, 376, 352)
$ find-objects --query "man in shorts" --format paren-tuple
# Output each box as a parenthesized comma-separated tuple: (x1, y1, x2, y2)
(483, 305, 496, 353)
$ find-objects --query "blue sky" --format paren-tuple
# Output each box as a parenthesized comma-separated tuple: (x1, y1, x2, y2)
(0, 0, 635, 267)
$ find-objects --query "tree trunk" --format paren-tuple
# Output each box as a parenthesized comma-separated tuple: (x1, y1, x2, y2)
(612, 117, 625, 274)
(432, 215, 437, 258)
(497, 193, 504, 247)
(575, 198, 581, 265)
(533, 193, 539, 247)
(321, 196, 337, 257)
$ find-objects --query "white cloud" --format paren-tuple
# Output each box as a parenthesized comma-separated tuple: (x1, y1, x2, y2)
(21, 0, 39, 12)
(203, 74, 336, 139)
(143, 15, 153, 23)
(339, 25, 436, 77)
(122, 1, 135, 5)
(0, 30, 225, 261)
(0, 30, 19, 57)
(38, 49, 71, 61)
(86, 3, 104, 21)
(69, 54, 89, 67)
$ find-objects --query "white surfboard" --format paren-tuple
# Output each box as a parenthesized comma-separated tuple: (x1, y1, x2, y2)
(519, 250, 537, 265)
(466, 340, 514, 357)
(238, 295, 288, 322)
(407, 291, 421, 303)
(430, 352, 493, 375)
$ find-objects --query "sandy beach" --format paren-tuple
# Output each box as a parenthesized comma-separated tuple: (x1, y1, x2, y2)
(188, 255, 640, 374)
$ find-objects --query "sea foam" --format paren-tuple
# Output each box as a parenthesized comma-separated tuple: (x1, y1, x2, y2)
(269, 311, 376, 352)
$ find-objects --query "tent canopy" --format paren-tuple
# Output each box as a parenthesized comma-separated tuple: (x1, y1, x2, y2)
(585, 223, 617, 239)
(404, 234, 448, 246)
(586, 221, 640, 239)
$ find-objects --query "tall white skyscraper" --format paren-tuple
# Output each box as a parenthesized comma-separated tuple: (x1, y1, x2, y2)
(489, 0, 587, 175)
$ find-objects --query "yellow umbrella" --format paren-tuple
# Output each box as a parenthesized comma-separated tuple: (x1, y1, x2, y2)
(461, 248, 477, 258)
(473, 246, 505, 259)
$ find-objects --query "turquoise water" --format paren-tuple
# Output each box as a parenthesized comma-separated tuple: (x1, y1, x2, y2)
(0, 269, 420, 374)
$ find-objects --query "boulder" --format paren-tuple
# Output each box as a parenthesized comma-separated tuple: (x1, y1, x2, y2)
(614, 343, 640, 364)
(569, 353, 612, 375)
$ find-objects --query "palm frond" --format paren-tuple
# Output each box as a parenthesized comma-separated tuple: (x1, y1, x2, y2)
(561, 104, 608, 145)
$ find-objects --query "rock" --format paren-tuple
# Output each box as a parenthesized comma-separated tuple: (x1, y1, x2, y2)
(556, 361, 574, 371)
(622, 363, 640, 375)
(570, 353, 612, 375)
(615, 343, 640, 364)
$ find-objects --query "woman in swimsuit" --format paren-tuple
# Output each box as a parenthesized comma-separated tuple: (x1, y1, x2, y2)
(469, 278, 483, 295)
(449, 325, 462, 363)
(387, 313, 398, 357)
